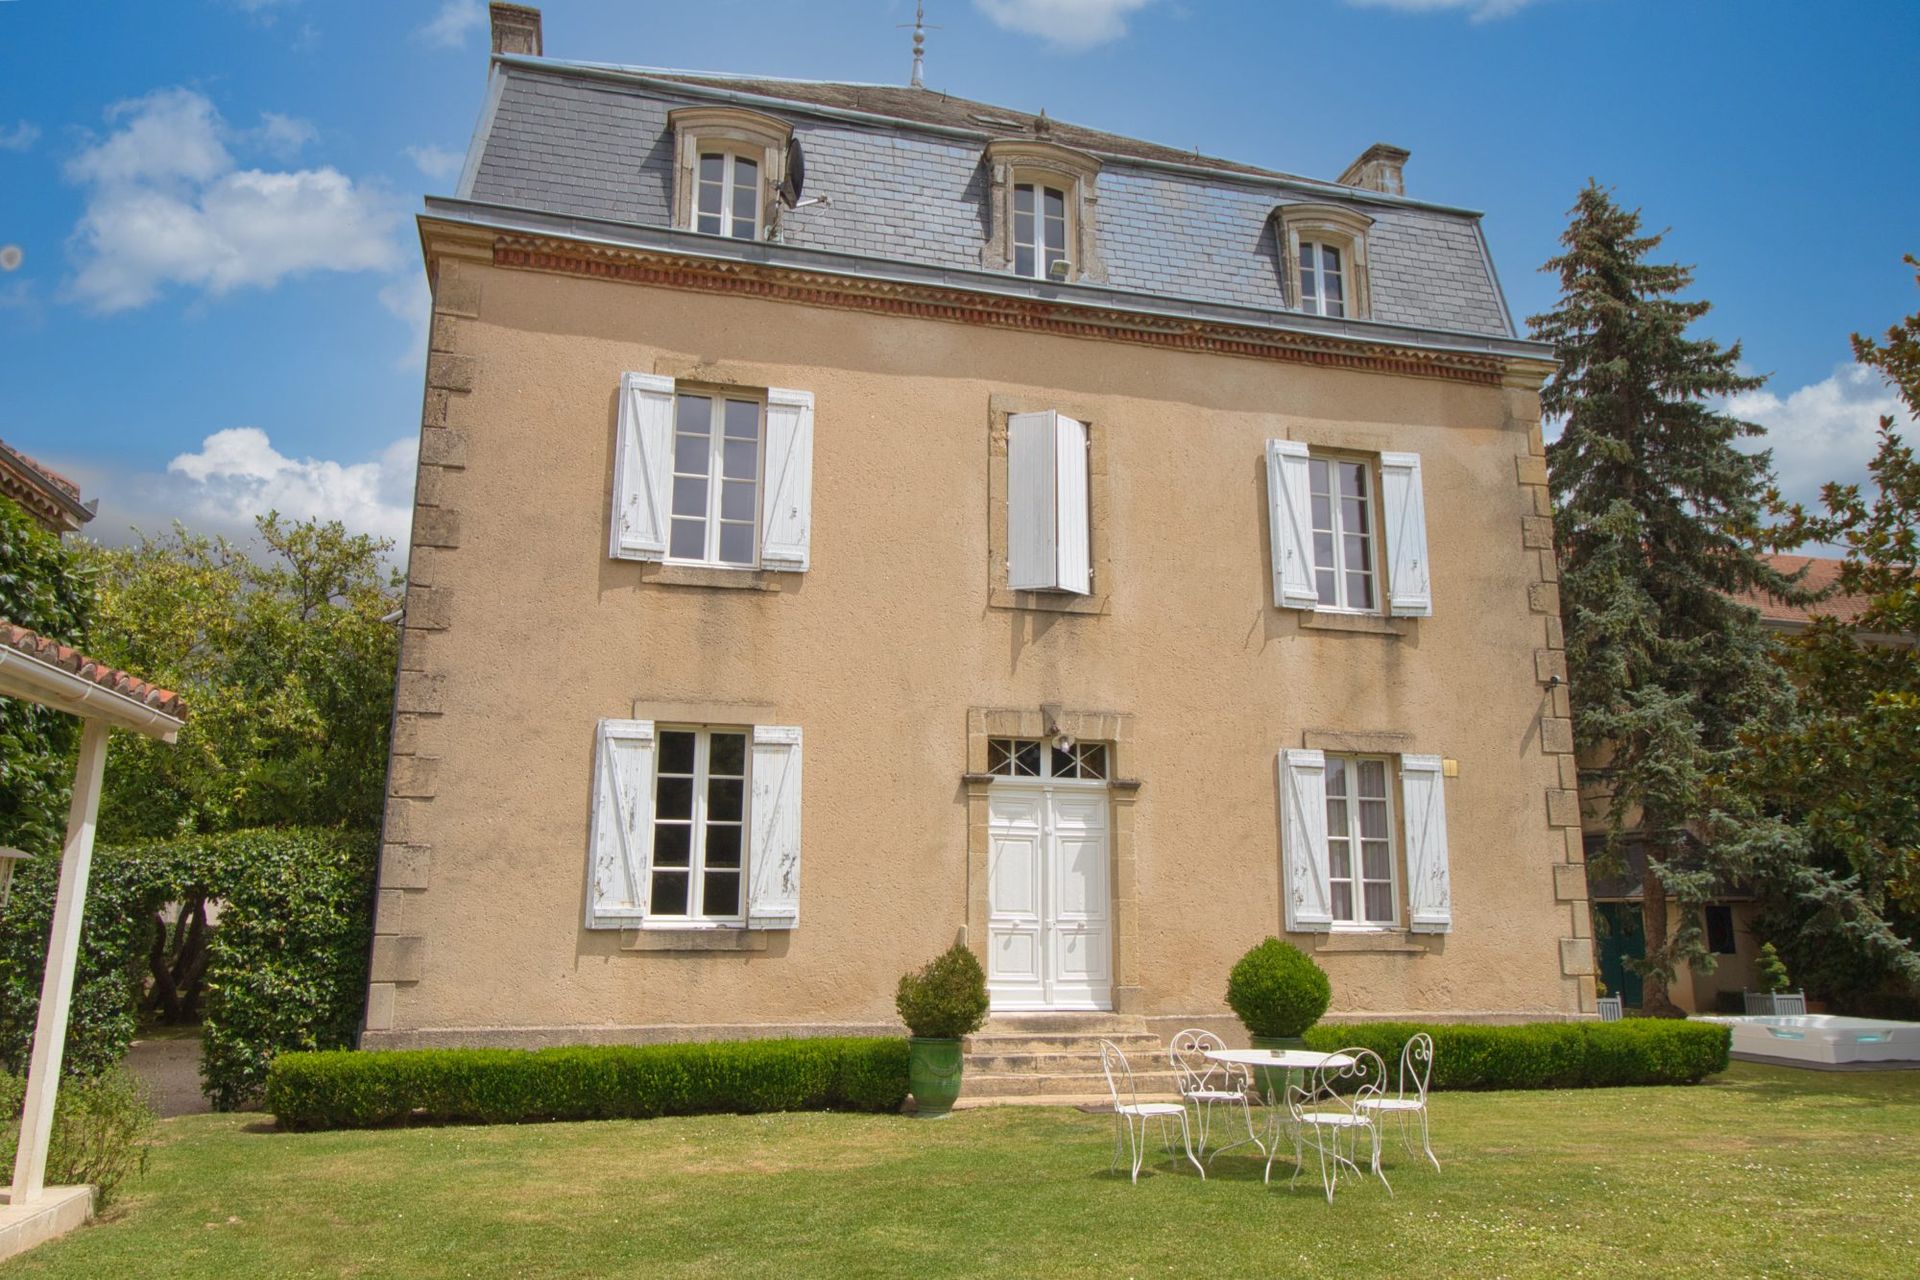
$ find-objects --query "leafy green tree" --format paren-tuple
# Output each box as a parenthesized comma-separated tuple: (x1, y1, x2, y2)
(1532, 184, 1802, 1016)
(1738, 259, 1920, 1006)
(0, 497, 93, 862)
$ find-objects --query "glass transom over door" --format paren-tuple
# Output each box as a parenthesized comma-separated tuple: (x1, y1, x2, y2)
(986, 783, 1113, 1011)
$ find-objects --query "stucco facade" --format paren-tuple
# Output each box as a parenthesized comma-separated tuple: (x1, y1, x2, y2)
(362, 32, 1591, 1048)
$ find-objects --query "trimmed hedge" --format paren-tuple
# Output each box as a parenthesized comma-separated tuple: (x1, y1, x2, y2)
(1301, 1019, 1730, 1090)
(266, 1037, 910, 1130)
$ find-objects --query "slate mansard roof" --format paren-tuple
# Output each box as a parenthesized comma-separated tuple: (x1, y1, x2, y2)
(453, 57, 1521, 344)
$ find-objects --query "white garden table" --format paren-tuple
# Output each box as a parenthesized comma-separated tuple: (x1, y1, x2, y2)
(1204, 1048, 1357, 1161)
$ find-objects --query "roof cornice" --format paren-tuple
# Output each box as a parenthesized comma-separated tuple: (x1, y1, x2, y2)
(419, 199, 1554, 389)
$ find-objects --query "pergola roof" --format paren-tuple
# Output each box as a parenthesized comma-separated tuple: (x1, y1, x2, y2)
(0, 623, 184, 741)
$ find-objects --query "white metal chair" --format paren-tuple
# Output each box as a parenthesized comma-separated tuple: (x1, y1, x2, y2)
(1355, 1032, 1440, 1172)
(1098, 1038, 1205, 1183)
(1167, 1028, 1266, 1164)
(1596, 995, 1624, 1021)
(1272, 1047, 1391, 1202)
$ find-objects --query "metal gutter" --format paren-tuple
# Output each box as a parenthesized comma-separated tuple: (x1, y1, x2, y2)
(494, 56, 1490, 220)
(1473, 219, 1520, 340)
(455, 62, 507, 203)
(0, 646, 183, 741)
(422, 196, 1556, 365)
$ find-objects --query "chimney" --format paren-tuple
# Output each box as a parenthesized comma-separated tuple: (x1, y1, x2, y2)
(490, 4, 543, 57)
(1337, 143, 1410, 197)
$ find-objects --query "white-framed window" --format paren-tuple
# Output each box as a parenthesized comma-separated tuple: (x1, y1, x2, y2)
(1013, 182, 1069, 280)
(695, 150, 761, 240)
(1309, 455, 1378, 612)
(669, 391, 763, 567)
(649, 727, 748, 921)
(1298, 241, 1346, 318)
(1324, 754, 1396, 927)
(987, 737, 1108, 781)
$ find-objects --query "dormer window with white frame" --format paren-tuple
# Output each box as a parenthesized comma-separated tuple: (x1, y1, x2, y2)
(983, 139, 1104, 284)
(668, 106, 793, 243)
(1274, 203, 1374, 321)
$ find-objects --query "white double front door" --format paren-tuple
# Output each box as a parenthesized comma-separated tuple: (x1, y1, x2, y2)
(986, 783, 1112, 1011)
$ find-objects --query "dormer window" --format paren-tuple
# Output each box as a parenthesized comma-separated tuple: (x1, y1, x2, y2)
(1274, 204, 1375, 321)
(1013, 182, 1068, 279)
(669, 106, 792, 244)
(983, 139, 1104, 284)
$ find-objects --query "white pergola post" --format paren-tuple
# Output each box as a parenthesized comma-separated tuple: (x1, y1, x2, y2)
(9, 718, 110, 1206)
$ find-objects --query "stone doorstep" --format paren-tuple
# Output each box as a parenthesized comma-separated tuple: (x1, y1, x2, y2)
(966, 1048, 1166, 1074)
(0, 1186, 94, 1264)
(964, 1070, 1184, 1100)
(963, 1032, 1162, 1057)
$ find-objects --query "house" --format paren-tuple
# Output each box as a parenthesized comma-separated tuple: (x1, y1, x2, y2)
(0, 441, 94, 537)
(362, 4, 1588, 1061)
(1584, 553, 1886, 1013)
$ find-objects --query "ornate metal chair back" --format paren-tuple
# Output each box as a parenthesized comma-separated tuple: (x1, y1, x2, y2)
(1398, 1032, 1436, 1105)
(1098, 1038, 1140, 1111)
(1168, 1028, 1231, 1096)
(1289, 1047, 1388, 1124)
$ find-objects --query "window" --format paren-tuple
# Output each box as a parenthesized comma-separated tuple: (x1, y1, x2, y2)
(695, 152, 760, 240)
(1013, 183, 1068, 280)
(1309, 456, 1377, 611)
(987, 737, 1108, 780)
(649, 729, 747, 920)
(1006, 410, 1091, 594)
(670, 392, 762, 567)
(1267, 441, 1431, 617)
(1272, 203, 1374, 321)
(1325, 755, 1396, 926)
(1704, 904, 1737, 955)
(1298, 241, 1346, 318)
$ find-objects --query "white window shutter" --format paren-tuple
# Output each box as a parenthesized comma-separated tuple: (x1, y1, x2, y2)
(1380, 451, 1433, 617)
(1007, 410, 1090, 594)
(1266, 439, 1317, 609)
(1400, 753, 1453, 933)
(611, 373, 675, 561)
(585, 719, 655, 929)
(761, 388, 814, 571)
(1279, 748, 1334, 931)
(746, 724, 803, 928)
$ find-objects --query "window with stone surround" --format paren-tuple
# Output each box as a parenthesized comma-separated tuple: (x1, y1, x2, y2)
(649, 728, 748, 920)
(983, 139, 1104, 284)
(1274, 203, 1374, 320)
(1280, 747, 1451, 934)
(668, 106, 792, 243)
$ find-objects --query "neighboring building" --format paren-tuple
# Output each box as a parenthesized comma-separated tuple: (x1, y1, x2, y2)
(1584, 553, 1882, 1013)
(363, 5, 1590, 1056)
(0, 442, 94, 537)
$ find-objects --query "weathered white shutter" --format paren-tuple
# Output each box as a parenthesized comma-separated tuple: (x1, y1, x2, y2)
(1278, 748, 1334, 931)
(585, 719, 655, 929)
(760, 388, 814, 571)
(1266, 439, 1317, 609)
(746, 724, 803, 928)
(1007, 410, 1091, 594)
(1380, 451, 1433, 617)
(610, 373, 675, 561)
(1400, 753, 1453, 933)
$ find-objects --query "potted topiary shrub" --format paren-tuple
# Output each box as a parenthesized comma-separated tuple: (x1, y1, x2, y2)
(896, 942, 990, 1118)
(1227, 937, 1332, 1094)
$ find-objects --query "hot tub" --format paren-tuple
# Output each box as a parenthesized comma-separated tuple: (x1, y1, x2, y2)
(1696, 1014, 1920, 1066)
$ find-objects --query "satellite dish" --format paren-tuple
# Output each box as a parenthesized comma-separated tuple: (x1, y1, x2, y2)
(779, 137, 806, 208)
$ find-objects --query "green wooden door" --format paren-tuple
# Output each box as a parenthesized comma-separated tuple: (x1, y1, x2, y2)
(1594, 902, 1645, 1009)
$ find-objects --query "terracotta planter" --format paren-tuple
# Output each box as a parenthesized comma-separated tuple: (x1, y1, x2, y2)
(908, 1036, 964, 1118)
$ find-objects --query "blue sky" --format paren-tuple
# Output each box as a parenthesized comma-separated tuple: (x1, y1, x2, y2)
(2, 0, 1916, 554)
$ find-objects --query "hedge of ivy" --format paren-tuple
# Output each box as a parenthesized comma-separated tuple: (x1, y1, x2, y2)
(0, 827, 376, 1108)
(1301, 1019, 1730, 1090)
(266, 1038, 911, 1130)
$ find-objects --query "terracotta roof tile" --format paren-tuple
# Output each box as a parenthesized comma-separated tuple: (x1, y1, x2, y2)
(0, 622, 185, 719)
(1735, 554, 1873, 627)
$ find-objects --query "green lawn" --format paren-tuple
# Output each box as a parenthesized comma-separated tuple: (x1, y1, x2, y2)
(6, 1061, 1916, 1278)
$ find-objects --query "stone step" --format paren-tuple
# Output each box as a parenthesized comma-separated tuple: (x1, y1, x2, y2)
(963, 1031, 1163, 1056)
(973, 1012, 1149, 1036)
(964, 1069, 1184, 1100)
(966, 1048, 1174, 1075)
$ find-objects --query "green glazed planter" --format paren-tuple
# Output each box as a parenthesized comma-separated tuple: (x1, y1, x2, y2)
(1249, 1033, 1308, 1102)
(908, 1037, 965, 1118)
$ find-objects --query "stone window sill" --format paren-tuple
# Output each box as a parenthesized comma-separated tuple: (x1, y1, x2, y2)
(621, 928, 772, 952)
(1310, 930, 1431, 955)
(988, 586, 1109, 615)
(1298, 611, 1410, 637)
(639, 563, 785, 591)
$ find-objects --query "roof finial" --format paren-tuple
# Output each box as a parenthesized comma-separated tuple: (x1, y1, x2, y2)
(901, 2, 939, 89)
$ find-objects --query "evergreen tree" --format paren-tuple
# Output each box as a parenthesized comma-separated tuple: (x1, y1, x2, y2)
(1531, 183, 1801, 1016)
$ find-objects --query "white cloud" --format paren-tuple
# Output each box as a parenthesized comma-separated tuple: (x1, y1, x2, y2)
(166, 428, 418, 549)
(0, 122, 40, 152)
(974, 0, 1156, 49)
(379, 273, 433, 374)
(405, 144, 464, 181)
(63, 88, 401, 312)
(1730, 362, 1916, 514)
(1344, 0, 1539, 19)
(416, 0, 486, 49)
(254, 112, 318, 159)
